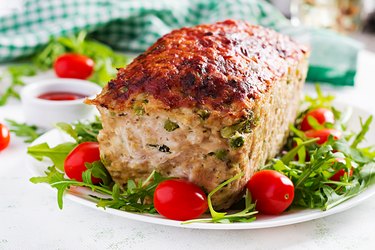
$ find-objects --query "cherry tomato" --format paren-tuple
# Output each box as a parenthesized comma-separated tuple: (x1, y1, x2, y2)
(64, 142, 101, 184)
(330, 158, 354, 181)
(54, 53, 94, 79)
(305, 129, 342, 145)
(0, 123, 10, 151)
(154, 179, 208, 220)
(247, 170, 294, 215)
(300, 108, 335, 131)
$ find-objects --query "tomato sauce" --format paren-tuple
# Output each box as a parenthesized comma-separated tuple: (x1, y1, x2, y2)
(38, 92, 86, 101)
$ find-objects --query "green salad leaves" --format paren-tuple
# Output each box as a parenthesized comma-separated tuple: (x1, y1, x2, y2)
(265, 86, 375, 211)
(5, 119, 42, 143)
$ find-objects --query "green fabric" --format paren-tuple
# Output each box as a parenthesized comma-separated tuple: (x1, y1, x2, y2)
(0, 0, 361, 86)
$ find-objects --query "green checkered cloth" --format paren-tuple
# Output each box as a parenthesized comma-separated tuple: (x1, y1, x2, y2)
(0, 0, 361, 85)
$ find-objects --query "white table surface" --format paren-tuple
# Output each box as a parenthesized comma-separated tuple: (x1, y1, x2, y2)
(1, 51, 375, 250)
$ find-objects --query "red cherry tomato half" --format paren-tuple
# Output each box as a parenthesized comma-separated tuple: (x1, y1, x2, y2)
(330, 158, 354, 181)
(54, 53, 94, 79)
(0, 123, 10, 151)
(64, 142, 101, 184)
(305, 129, 342, 145)
(247, 170, 294, 215)
(154, 179, 208, 221)
(300, 108, 335, 131)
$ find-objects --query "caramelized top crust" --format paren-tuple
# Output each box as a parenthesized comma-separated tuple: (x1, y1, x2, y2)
(89, 20, 308, 112)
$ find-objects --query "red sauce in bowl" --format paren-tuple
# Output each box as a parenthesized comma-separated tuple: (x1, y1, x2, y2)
(38, 92, 86, 101)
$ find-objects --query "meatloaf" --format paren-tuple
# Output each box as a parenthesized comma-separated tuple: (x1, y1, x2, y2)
(87, 20, 309, 210)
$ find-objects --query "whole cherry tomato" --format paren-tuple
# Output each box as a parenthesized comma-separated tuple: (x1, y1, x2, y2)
(64, 142, 101, 184)
(300, 108, 335, 131)
(154, 179, 208, 221)
(305, 129, 342, 145)
(330, 158, 354, 181)
(54, 53, 94, 79)
(247, 170, 294, 215)
(0, 123, 10, 151)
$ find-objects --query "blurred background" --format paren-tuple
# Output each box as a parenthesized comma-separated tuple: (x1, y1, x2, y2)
(269, 0, 375, 51)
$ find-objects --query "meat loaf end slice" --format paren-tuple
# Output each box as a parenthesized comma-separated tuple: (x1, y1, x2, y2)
(87, 20, 309, 210)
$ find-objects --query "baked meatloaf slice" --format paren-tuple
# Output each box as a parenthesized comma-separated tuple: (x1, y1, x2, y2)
(87, 20, 309, 210)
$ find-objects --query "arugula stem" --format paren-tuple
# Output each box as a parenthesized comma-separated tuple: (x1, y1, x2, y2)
(51, 180, 113, 196)
(281, 138, 318, 164)
(207, 173, 244, 219)
(142, 170, 156, 187)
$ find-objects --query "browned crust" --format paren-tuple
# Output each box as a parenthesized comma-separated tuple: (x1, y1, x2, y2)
(88, 20, 308, 113)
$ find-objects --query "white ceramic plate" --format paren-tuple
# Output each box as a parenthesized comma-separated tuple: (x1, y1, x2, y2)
(26, 103, 375, 230)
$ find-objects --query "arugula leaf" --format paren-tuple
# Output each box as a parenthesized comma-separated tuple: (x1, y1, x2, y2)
(281, 138, 318, 164)
(322, 178, 364, 210)
(351, 116, 373, 148)
(30, 166, 68, 209)
(5, 119, 42, 143)
(33, 40, 66, 70)
(360, 162, 375, 186)
(0, 64, 37, 106)
(183, 173, 257, 224)
(85, 160, 112, 186)
(30, 165, 113, 209)
(307, 116, 325, 130)
(295, 145, 335, 189)
(56, 117, 102, 143)
(270, 86, 375, 211)
(96, 171, 169, 213)
(27, 142, 77, 171)
(304, 85, 335, 110)
(55, 122, 78, 141)
(333, 140, 372, 164)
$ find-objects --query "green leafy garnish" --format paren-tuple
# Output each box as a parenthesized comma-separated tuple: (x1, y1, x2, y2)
(5, 119, 42, 143)
(97, 171, 169, 213)
(304, 85, 335, 109)
(84, 160, 112, 186)
(56, 117, 102, 143)
(27, 142, 77, 171)
(0, 64, 37, 106)
(351, 116, 373, 148)
(266, 86, 375, 210)
(31, 166, 168, 213)
(183, 173, 257, 224)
